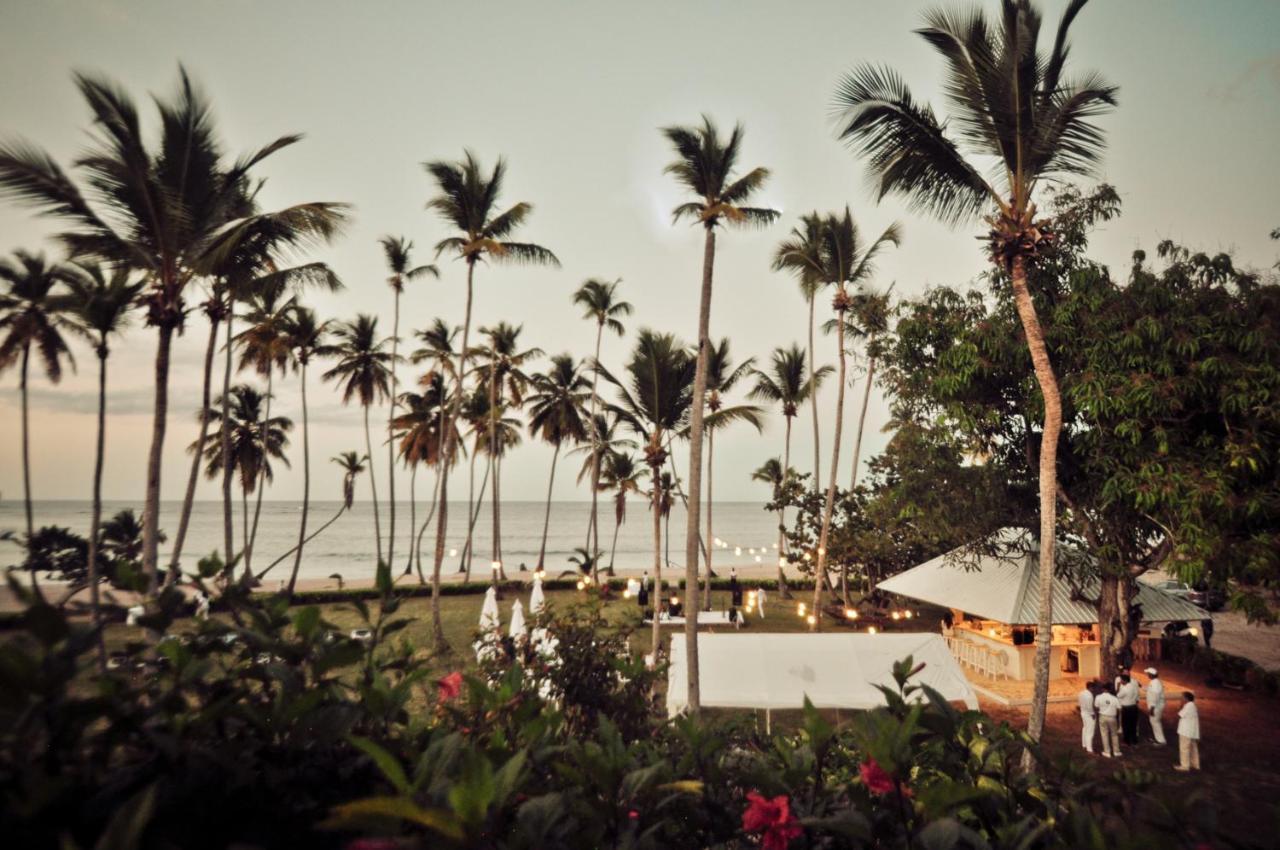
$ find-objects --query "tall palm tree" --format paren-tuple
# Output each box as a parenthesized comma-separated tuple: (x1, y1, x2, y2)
(570, 410, 638, 577)
(0, 250, 77, 546)
(257, 450, 366, 583)
(806, 210, 900, 630)
(599, 452, 643, 573)
(527, 354, 591, 570)
(662, 116, 778, 713)
(195, 384, 292, 555)
(321, 315, 394, 568)
(772, 213, 830, 492)
(474, 321, 541, 575)
(572, 278, 632, 567)
(456, 388, 489, 576)
(751, 457, 797, 595)
(394, 373, 462, 582)
(0, 68, 348, 590)
(422, 151, 558, 649)
(839, 290, 894, 490)
(832, 0, 1115, 740)
(409, 319, 460, 579)
(749, 344, 832, 598)
(282, 307, 330, 596)
(379, 236, 439, 572)
(700, 338, 760, 605)
(234, 287, 298, 578)
(63, 260, 143, 669)
(597, 330, 695, 656)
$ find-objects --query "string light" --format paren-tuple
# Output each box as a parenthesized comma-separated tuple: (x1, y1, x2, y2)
(449, 548, 458, 557)
(867, 626, 878, 634)
(734, 547, 742, 556)
(491, 560, 501, 572)
(844, 608, 859, 620)
(576, 580, 585, 590)
(806, 614, 816, 625)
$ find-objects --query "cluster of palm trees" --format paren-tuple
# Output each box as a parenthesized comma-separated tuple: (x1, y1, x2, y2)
(2, 0, 1116, 736)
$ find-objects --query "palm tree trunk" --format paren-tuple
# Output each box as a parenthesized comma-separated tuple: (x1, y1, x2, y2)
(286, 360, 311, 596)
(460, 442, 479, 574)
(259, 504, 347, 581)
(169, 314, 220, 578)
(141, 323, 176, 593)
(812, 293, 848, 631)
(388, 290, 400, 571)
(364, 404, 383, 567)
(536, 442, 561, 569)
(587, 323, 604, 580)
(702, 427, 715, 611)
(414, 463, 441, 584)
(650, 463, 663, 657)
(808, 294, 821, 491)
(681, 225, 716, 714)
(849, 355, 876, 491)
(463, 456, 491, 582)
(1010, 254, 1062, 744)
(87, 347, 108, 672)
(778, 416, 793, 599)
(431, 260, 476, 650)
(19, 345, 33, 545)
(495, 455, 504, 567)
(404, 463, 416, 576)
(609, 498, 623, 573)
(244, 369, 274, 579)
(221, 312, 235, 565)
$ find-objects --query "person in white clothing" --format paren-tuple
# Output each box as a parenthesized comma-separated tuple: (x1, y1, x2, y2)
(1116, 672, 1141, 745)
(1144, 667, 1166, 745)
(1175, 691, 1200, 771)
(1094, 685, 1122, 758)
(756, 587, 767, 618)
(1077, 681, 1098, 753)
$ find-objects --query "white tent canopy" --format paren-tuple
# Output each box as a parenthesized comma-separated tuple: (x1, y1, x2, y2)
(876, 529, 1210, 625)
(479, 586, 501, 631)
(509, 599, 527, 641)
(666, 633, 978, 716)
(529, 575, 546, 616)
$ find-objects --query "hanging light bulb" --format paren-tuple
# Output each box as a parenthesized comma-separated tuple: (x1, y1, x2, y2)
(576, 580, 585, 590)
(868, 626, 878, 635)
(449, 548, 458, 557)
(844, 608, 857, 619)
(734, 546, 742, 556)
(806, 614, 816, 625)
(755, 556, 762, 563)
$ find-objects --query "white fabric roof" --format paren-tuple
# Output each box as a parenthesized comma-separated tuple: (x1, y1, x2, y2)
(509, 599, 526, 639)
(666, 633, 978, 716)
(479, 586, 500, 631)
(876, 530, 1210, 625)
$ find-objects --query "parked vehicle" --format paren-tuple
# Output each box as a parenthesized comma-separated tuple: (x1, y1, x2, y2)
(1151, 579, 1193, 600)
(1189, 582, 1227, 611)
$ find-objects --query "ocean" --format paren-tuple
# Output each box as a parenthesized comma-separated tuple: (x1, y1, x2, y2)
(1, 499, 779, 584)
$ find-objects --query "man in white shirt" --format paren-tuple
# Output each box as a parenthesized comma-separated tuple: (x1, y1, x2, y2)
(1144, 667, 1166, 745)
(1175, 691, 1201, 771)
(1077, 682, 1098, 753)
(1094, 685, 1123, 758)
(1116, 672, 1141, 745)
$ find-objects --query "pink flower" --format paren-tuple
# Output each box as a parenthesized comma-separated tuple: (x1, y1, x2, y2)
(628, 809, 640, 820)
(437, 671, 463, 702)
(860, 758, 911, 797)
(345, 839, 401, 850)
(742, 791, 803, 850)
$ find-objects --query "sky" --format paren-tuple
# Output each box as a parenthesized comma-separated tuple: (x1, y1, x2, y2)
(1, 0, 1278, 508)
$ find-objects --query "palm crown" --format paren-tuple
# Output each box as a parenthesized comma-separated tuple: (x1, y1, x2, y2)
(331, 451, 367, 509)
(527, 355, 591, 447)
(750, 344, 832, 418)
(196, 383, 292, 491)
(61, 261, 145, 358)
(321, 314, 395, 407)
(832, 0, 1116, 261)
(0, 250, 79, 379)
(597, 330, 696, 458)
(380, 236, 439, 292)
(662, 116, 779, 230)
(573, 278, 632, 337)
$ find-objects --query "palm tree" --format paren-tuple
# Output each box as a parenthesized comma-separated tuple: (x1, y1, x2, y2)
(409, 319, 461, 579)
(773, 212, 832, 492)
(572, 278, 632, 567)
(456, 388, 489, 576)
(395, 373, 462, 581)
(195, 384, 292, 554)
(599, 452, 644, 573)
(751, 457, 797, 595)
(379, 236, 439, 572)
(257, 451, 366, 582)
(832, 0, 1115, 740)
(99, 508, 149, 564)
(662, 116, 778, 713)
(570, 410, 638, 577)
(0, 250, 77, 547)
(805, 210, 900, 630)
(527, 354, 591, 570)
(422, 151, 558, 649)
(700, 339, 761, 605)
(597, 330, 695, 656)
(63, 260, 143, 668)
(749, 344, 832, 598)
(234, 287, 298, 578)
(282, 307, 330, 596)
(839, 290, 894, 490)
(322, 315, 394, 568)
(0, 68, 348, 590)
(468, 399, 522, 580)
(474, 321, 541, 576)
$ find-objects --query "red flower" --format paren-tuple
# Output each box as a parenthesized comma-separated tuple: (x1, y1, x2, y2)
(346, 839, 401, 850)
(742, 791, 803, 850)
(628, 809, 640, 820)
(860, 758, 911, 797)
(437, 671, 463, 702)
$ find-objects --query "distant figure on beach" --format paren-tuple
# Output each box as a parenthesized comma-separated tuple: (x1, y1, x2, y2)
(1175, 691, 1201, 771)
(756, 587, 767, 618)
(729, 569, 742, 607)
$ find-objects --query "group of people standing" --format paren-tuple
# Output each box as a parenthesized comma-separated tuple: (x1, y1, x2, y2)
(1077, 667, 1201, 771)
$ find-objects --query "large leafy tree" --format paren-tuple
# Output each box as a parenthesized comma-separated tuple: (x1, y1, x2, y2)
(422, 151, 558, 649)
(662, 116, 777, 713)
(63, 260, 144, 668)
(0, 68, 347, 591)
(379, 236, 439, 573)
(322, 315, 394, 568)
(527, 354, 591, 571)
(0, 250, 77, 546)
(832, 0, 1117, 740)
(572, 278, 632, 568)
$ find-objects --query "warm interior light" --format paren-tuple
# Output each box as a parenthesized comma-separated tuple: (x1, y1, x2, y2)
(891, 611, 901, 620)
(988, 628, 996, 637)
(904, 610, 913, 619)
(671, 596, 679, 605)
(806, 615, 816, 625)
(491, 560, 501, 571)
(576, 581, 585, 590)
(844, 608, 856, 619)
(868, 626, 878, 634)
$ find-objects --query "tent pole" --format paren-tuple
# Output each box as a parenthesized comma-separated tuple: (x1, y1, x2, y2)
(766, 709, 771, 735)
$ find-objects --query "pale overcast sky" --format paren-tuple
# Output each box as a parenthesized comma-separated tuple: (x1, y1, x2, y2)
(1, 0, 1277, 505)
